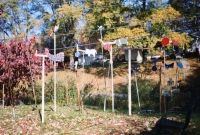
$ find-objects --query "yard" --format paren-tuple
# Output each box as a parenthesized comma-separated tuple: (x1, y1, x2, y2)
(1, 58, 200, 135)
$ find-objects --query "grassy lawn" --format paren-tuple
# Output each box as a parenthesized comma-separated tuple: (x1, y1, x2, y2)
(1, 58, 200, 134)
(0, 104, 200, 135)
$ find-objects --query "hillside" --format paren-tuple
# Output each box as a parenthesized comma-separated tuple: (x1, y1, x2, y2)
(42, 58, 198, 95)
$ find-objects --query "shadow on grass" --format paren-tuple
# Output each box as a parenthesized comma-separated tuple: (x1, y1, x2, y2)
(139, 127, 200, 135)
(179, 63, 200, 98)
(84, 105, 195, 135)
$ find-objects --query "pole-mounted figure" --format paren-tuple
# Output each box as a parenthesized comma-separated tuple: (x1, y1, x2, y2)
(34, 49, 48, 123)
(74, 42, 97, 76)
(98, 38, 128, 113)
(48, 24, 59, 112)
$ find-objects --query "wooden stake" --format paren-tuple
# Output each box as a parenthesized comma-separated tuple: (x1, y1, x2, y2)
(159, 65, 162, 113)
(66, 79, 69, 104)
(164, 97, 166, 113)
(128, 49, 132, 115)
(80, 91, 84, 113)
(76, 82, 81, 110)
(2, 84, 4, 108)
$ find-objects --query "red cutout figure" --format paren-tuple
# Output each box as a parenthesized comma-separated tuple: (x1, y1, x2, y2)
(161, 38, 169, 46)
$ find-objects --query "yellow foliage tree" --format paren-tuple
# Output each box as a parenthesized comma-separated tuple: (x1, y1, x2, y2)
(145, 6, 193, 50)
(43, 3, 83, 35)
(146, 6, 181, 23)
(76, 3, 193, 52)
(100, 6, 191, 50)
(56, 3, 83, 21)
(168, 31, 192, 49)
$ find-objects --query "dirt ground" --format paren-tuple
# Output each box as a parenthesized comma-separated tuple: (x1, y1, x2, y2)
(42, 58, 199, 95)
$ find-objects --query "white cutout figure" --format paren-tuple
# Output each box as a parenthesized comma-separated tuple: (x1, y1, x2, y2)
(53, 24, 59, 33)
(75, 52, 80, 57)
(115, 38, 128, 46)
(137, 51, 142, 63)
(85, 49, 97, 57)
(74, 61, 78, 71)
(48, 24, 59, 36)
(76, 43, 97, 57)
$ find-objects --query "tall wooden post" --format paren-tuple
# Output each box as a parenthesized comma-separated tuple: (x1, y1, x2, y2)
(54, 32, 57, 112)
(159, 65, 162, 113)
(2, 84, 4, 108)
(110, 45, 114, 114)
(42, 56, 45, 123)
(35, 52, 48, 123)
(128, 49, 132, 115)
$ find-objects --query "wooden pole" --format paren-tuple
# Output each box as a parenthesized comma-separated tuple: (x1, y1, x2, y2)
(77, 83, 81, 110)
(163, 49, 166, 87)
(81, 53, 85, 112)
(104, 63, 110, 112)
(164, 97, 166, 113)
(42, 56, 45, 123)
(82, 53, 85, 93)
(159, 65, 162, 113)
(163, 48, 166, 113)
(128, 49, 132, 115)
(54, 32, 57, 112)
(81, 92, 84, 113)
(110, 45, 114, 114)
(176, 65, 178, 88)
(2, 84, 4, 108)
(135, 70, 141, 111)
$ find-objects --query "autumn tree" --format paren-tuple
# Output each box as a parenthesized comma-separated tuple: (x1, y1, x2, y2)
(0, 36, 53, 107)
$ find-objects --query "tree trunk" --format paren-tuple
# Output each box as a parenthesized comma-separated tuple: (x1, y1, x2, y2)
(142, 0, 146, 11)
(77, 83, 81, 110)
